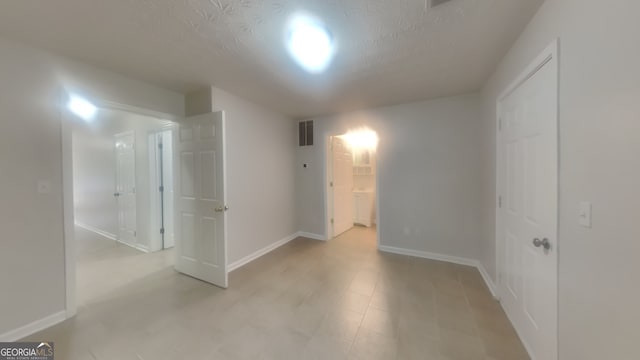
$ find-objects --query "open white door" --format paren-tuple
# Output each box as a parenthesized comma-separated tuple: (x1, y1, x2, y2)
(331, 136, 354, 237)
(498, 44, 558, 360)
(114, 131, 137, 246)
(174, 112, 227, 288)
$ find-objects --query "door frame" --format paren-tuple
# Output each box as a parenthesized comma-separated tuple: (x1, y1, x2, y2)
(62, 99, 180, 318)
(148, 126, 176, 252)
(324, 132, 381, 248)
(495, 38, 559, 358)
(114, 130, 138, 248)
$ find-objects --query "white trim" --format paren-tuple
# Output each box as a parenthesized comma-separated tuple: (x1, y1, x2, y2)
(116, 240, 150, 253)
(61, 101, 77, 319)
(227, 232, 299, 272)
(379, 245, 478, 267)
(74, 221, 118, 241)
(379, 245, 498, 298)
(0, 311, 67, 342)
(476, 263, 498, 298)
(297, 232, 326, 241)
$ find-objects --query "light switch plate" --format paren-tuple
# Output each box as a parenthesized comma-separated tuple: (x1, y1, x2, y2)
(578, 201, 592, 228)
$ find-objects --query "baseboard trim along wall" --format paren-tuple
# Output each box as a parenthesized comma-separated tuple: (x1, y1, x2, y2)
(74, 221, 117, 241)
(0, 310, 67, 342)
(228, 231, 327, 272)
(378, 245, 498, 298)
(297, 232, 327, 241)
(227, 232, 299, 272)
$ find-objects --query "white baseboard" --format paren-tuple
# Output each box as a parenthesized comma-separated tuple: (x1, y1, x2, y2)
(378, 245, 498, 298)
(74, 222, 117, 241)
(476, 262, 498, 298)
(296, 232, 326, 241)
(116, 240, 150, 253)
(227, 232, 299, 272)
(0, 310, 67, 342)
(378, 245, 478, 267)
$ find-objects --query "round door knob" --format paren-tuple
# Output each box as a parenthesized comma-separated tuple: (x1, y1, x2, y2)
(533, 238, 551, 250)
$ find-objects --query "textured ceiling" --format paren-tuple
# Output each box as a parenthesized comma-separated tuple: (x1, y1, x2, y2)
(0, 0, 544, 118)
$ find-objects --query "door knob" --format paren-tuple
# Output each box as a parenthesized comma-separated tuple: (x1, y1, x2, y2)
(533, 238, 551, 250)
(215, 205, 229, 213)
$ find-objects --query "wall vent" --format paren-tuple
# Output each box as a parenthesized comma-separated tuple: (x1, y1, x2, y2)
(298, 120, 314, 146)
(428, 0, 453, 9)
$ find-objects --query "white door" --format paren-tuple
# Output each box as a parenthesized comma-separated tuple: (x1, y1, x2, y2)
(161, 130, 175, 249)
(498, 52, 558, 360)
(331, 136, 354, 237)
(115, 131, 137, 246)
(174, 112, 227, 288)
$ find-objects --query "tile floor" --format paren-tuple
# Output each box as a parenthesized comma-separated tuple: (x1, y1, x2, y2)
(24, 226, 528, 359)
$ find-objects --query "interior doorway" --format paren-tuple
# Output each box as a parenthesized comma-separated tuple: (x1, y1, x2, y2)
(71, 105, 177, 308)
(327, 128, 380, 245)
(149, 129, 175, 250)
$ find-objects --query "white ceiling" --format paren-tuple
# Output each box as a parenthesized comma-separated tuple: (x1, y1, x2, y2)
(0, 0, 544, 118)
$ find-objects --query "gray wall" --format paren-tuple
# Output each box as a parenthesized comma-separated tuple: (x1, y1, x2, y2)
(0, 36, 183, 336)
(297, 94, 483, 261)
(479, 0, 640, 358)
(211, 87, 298, 265)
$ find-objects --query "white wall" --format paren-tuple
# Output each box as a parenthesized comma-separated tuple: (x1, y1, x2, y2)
(73, 109, 172, 250)
(479, 0, 640, 358)
(210, 87, 297, 265)
(0, 36, 183, 337)
(297, 94, 483, 260)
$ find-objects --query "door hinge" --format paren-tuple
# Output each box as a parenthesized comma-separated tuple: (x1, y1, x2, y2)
(160, 228, 165, 235)
(330, 181, 334, 187)
(331, 218, 334, 224)
(133, 231, 137, 237)
(159, 185, 164, 192)
(498, 118, 502, 131)
(158, 143, 163, 149)
(498, 196, 502, 208)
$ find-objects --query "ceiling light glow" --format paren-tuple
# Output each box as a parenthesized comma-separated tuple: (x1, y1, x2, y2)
(286, 14, 335, 73)
(341, 128, 379, 151)
(67, 95, 97, 121)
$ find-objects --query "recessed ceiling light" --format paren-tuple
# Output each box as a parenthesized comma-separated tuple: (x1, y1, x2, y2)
(286, 14, 335, 74)
(67, 95, 97, 121)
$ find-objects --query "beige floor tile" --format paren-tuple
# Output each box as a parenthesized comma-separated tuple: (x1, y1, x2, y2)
(22, 225, 528, 360)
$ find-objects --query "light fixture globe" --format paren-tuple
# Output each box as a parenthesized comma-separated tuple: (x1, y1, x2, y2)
(286, 14, 335, 74)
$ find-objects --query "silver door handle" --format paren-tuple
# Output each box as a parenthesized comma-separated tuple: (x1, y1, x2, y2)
(533, 238, 551, 250)
(215, 205, 229, 213)
(114, 192, 120, 197)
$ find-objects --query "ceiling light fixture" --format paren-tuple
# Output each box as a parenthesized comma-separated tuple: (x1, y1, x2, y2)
(286, 14, 335, 74)
(67, 95, 97, 121)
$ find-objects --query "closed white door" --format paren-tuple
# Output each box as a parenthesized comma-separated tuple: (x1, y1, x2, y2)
(115, 131, 137, 246)
(174, 112, 227, 288)
(331, 136, 354, 237)
(498, 53, 558, 360)
(161, 130, 175, 249)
